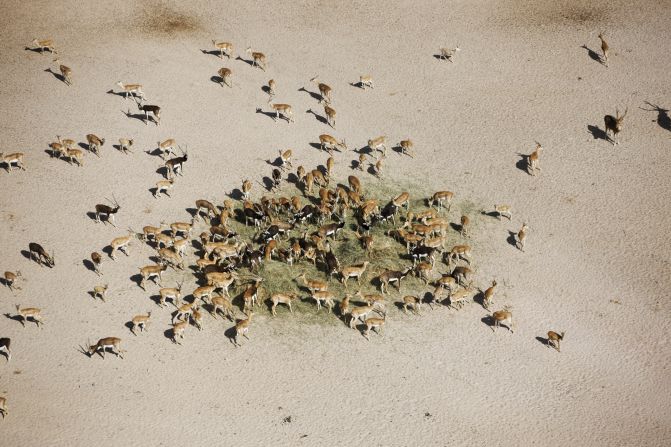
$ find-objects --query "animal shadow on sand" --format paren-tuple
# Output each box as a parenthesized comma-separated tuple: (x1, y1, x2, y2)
(587, 124, 610, 142)
(580, 45, 604, 65)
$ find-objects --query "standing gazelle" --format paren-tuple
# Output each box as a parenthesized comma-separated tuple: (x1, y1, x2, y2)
(53, 58, 72, 85)
(547, 331, 565, 352)
(604, 108, 628, 145)
(116, 82, 146, 101)
(265, 102, 294, 123)
(212, 40, 234, 59)
(218, 67, 232, 87)
(31, 38, 57, 54)
(245, 47, 267, 70)
(0, 153, 27, 172)
(527, 142, 542, 176)
(598, 32, 609, 66)
(309, 76, 332, 104)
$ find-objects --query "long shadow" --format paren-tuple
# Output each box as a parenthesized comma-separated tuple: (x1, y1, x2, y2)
(210, 75, 228, 87)
(507, 231, 518, 249)
(481, 315, 495, 330)
(261, 85, 272, 95)
(256, 108, 278, 121)
(82, 259, 97, 273)
(235, 55, 255, 67)
(515, 155, 529, 174)
(349, 81, 365, 89)
(308, 142, 323, 151)
(102, 245, 114, 258)
(306, 109, 328, 125)
(261, 176, 274, 191)
(588, 124, 610, 142)
(227, 188, 244, 200)
(145, 148, 165, 158)
(225, 326, 237, 345)
(298, 87, 322, 102)
(201, 49, 232, 59)
(4, 314, 25, 325)
(123, 110, 148, 125)
(580, 45, 603, 64)
(129, 273, 144, 289)
(44, 68, 65, 84)
(107, 89, 128, 98)
(642, 101, 671, 132)
(25, 46, 53, 54)
(535, 336, 550, 347)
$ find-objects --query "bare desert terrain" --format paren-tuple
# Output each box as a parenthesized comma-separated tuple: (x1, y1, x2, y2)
(1, 0, 670, 445)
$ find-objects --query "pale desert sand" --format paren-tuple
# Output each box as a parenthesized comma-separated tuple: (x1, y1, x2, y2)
(1, 0, 670, 445)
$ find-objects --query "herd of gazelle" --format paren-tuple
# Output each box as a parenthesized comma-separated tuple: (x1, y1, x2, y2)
(5, 31, 615, 416)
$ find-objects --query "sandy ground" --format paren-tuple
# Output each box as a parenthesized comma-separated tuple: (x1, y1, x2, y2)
(1, 0, 670, 445)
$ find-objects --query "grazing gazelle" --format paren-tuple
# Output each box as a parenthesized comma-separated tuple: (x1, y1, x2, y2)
(319, 134, 347, 153)
(428, 191, 454, 210)
(92, 284, 109, 302)
(118, 138, 134, 153)
(217, 67, 232, 87)
(86, 134, 105, 157)
(547, 331, 565, 352)
(116, 82, 146, 101)
(263, 102, 294, 123)
(28, 242, 54, 267)
(87, 337, 124, 358)
(133, 99, 160, 125)
(359, 74, 374, 89)
(212, 40, 234, 59)
(399, 139, 415, 157)
(309, 76, 333, 103)
(323, 104, 336, 128)
(491, 309, 514, 333)
(604, 108, 628, 145)
(0, 152, 27, 172)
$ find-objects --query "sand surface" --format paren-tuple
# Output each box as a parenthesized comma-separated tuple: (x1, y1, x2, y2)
(1, 0, 670, 445)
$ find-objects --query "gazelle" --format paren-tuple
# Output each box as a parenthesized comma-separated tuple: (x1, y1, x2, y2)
(364, 316, 385, 340)
(210, 295, 235, 320)
(207, 271, 239, 297)
(356, 291, 386, 315)
(233, 311, 253, 347)
(154, 179, 174, 198)
(172, 320, 188, 344)
(448, 287, 474, 310)
(340, 294, 351, 317)
(8, 305, 43, 327)
(516, 223, 529, 252)
(377, 267, 412, 294)
(156, 138, 177, 159)
(166, 153, 189, 179)
(482, 280, 497, 310)
(399, 139, 414, 157)
(402, 295, 421, 314)
(271, 292, 298, 315)
(311, 291, 336, 313)
(170, 219, 194, 238)
(191, 307, 204, 330)
(527, 142, 542, 176)
(604, 108, 628, 145)
(3, 270, 21, 291)
(371, 155, 384, 178)
(31, 38, 57, 54)
(86, 134, 105, 157)
(359, 75, 374, 89)
(118, 138, 134, 153)
(323, 104, 336, 128)
(448, 245, 472, 265)
(48, 140, 66, 159)
(158, 247, 184, 270)
(95, 196, 120, 226)
(116, 82, 146, 101)
(493, 204, 512, 220)
(212, 40, 234, 59)
(135, 100, 160, 126)
(278, 149, 293, 169)
(172, 302, 196, 324)
(65, 148, 84, 166)
(491, 309, 514, 333)
(130, 312, 151, 335)
(53, 58, 72, 85)
(0, 338, 10, 362)
(28, 242, 54, 267)
(297, 273, 328, 293)
(357, 153, 366, 171)
(340, 261, 370, 289)
(349, 305, 373, 328)
(266, 102, 294, 122)
(452, 265, 474, 288)
(159, 281, 184, 307)
(598, 32, 609, 66)
(368, 136, 387, 156)
(92, 284, 108, 301)
(319, 134, 347, 153)
(429, 191, 454, 210)
(245, 47, 267, 70)
(547, 331, 565, 352)
(139, 264, 167, 290)
(195, 199, 218, 222)
(110, 232, 134, 259)
(267, 79, 276, 97)
(193, 285, 217, 304)
(217, 67, 232, 87)
(87, 337, 124, 358)
(438, 46, 461, 62)
(0, 152, 26, 172)
(309, 76, 332, 103)
(460, 215, 470, 238)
